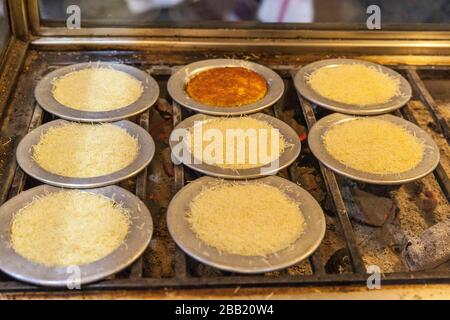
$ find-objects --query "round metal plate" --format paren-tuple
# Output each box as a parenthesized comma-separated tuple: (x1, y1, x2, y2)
(169, 113, 301, 179)
(16, 119, 155, 188)
(294, 59, 412, 115)
(308, 113, 440, 185)
(35, 62, 159, 122)
(167, 176, 326, 274)
(167, 59, 284, 116)
(0, 185, 153, 287)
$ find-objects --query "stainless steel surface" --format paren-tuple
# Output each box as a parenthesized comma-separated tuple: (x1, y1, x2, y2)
(167, 176, 326, 274)
(167, 59, 284, 116)
(7, 0, 28, 41)
(16, 119, 155, 188)
(295, 59, 412, 115)
(169, 113, 301, 179)
(0, 184, 153, 287)
(30, 37, 450, 57)
(308, 113, 440, 185)
(34, 62, 159, 122)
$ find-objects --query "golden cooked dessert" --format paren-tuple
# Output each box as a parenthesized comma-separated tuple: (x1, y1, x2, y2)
(323, 118, 424, 174)
(307, 64, 400, 105)
(32, 123, 138, 178)
(186, 117, 286, 169)
(10, 190, 130, 267)
(185, 67, 268, 107)
(187, 182, 305, 256)
(52, 67, 143, 111)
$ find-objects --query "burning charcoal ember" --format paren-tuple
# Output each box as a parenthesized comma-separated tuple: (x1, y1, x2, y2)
(325, 248, 353, 274)
(289, 166, 325, 203)
(149, 119, 173, 145)
(358, 182, 399, 198)
(286, 119, 308, 142)
(162, 147, 174, 177)
(352, 189, 396, 226)
(342, 185, 396, 227)
(420, 190, 438, 214)
(159, 122, 173, 145)
(401, 220, 450, 271)
(155, 98, 173, 120)
(380, 220, 407, 253)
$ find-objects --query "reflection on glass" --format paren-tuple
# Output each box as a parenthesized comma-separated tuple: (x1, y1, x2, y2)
(39, 0, 450, 27)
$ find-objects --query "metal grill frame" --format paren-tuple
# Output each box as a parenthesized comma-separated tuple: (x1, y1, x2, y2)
(0, 50, 448, 293)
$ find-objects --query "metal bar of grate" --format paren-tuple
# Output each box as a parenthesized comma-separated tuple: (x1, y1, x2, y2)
(172, 101, 185, 193)
(172, 98, 187, 278)
(0, 60, 48, 206)
(169, 65, 189, 279)
(406, 67, 450, 143)
(2, 267, 450, 293)
(128, 109, 151, 279)
(7, 105, 44, 199)
(272, 77, 325, 275)
(291, 71, 366, 274)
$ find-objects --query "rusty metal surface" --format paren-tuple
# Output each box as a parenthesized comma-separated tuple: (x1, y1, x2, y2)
(3, 283, 450, 300)
(0, 39, 27, 119)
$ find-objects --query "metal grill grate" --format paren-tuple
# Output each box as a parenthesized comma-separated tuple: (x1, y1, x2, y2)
(0, 51, 448, 292)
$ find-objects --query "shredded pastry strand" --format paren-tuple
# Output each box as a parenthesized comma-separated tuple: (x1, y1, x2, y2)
(52, 67, 143, 111)
(33, 123, 139, 178)
(187, 183, 305, 256)
(323, 118, 424, 174)
(11, 190, 130, 267)
(307, 64, 400, 105)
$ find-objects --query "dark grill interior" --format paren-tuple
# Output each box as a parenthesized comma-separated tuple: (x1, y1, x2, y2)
(0, 50, 448, 292)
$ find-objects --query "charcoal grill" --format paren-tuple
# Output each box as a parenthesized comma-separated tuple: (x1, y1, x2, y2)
(0, 0, 449, 297)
